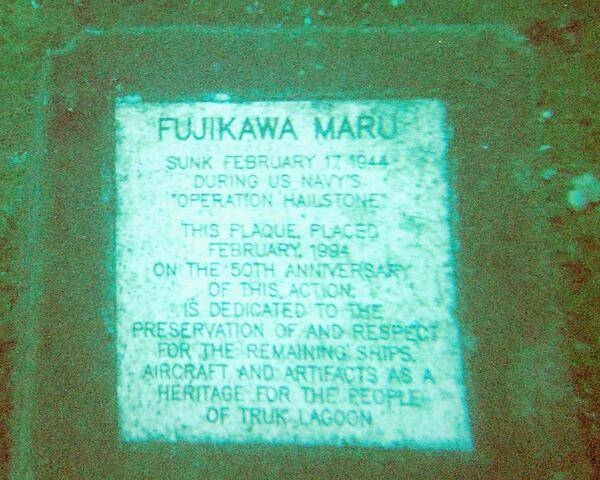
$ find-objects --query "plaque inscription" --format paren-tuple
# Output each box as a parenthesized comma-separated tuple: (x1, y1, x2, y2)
(115, 99, 472, 449)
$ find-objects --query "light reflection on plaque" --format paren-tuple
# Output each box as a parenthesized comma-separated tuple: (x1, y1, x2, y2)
(115, 99, 472, 450)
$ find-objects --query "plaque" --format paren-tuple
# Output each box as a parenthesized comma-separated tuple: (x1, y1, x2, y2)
(116, 99, 471, 449)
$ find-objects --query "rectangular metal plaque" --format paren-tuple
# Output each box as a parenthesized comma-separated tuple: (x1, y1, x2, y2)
(115, 99, 471, 449)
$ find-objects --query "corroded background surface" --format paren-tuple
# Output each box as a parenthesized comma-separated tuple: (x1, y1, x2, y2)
(0, 2, 598, 478)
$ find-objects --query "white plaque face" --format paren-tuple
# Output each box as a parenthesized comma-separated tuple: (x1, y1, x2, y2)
(115, 99, 472, 450)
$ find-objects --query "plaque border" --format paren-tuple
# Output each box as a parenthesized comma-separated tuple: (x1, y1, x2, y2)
(11, 25, 590, 479)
